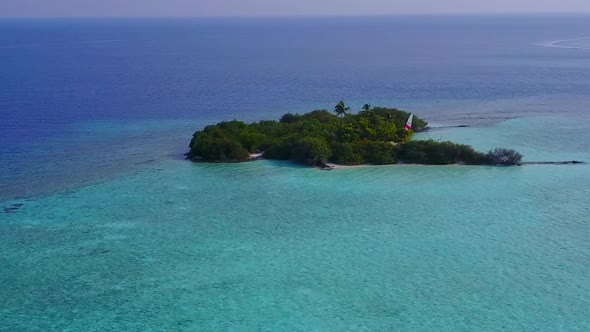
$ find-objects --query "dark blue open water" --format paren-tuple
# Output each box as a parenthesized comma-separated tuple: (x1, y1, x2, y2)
(2, 15, 590, 199)
(1, 16, 590, 331)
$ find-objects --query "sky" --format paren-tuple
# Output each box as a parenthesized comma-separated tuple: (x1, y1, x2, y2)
(1, 0, 590, 17)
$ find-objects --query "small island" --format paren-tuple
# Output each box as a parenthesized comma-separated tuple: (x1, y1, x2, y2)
(187, 101, 523, 167)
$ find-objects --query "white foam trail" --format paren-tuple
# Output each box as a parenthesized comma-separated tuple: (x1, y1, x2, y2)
(537, 38, 590, 50)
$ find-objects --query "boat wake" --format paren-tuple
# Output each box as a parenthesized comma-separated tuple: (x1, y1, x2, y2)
(538, 38, 590, 50)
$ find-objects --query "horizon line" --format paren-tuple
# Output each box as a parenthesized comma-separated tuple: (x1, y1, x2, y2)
(2, 11, 590, 19)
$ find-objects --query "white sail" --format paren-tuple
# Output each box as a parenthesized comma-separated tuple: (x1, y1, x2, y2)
(405, 114, 414, 131)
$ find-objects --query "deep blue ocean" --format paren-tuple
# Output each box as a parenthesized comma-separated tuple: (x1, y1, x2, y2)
(1, 15, 590, 331)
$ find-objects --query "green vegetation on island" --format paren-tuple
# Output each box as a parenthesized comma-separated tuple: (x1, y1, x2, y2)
(187, 101, 523, 167)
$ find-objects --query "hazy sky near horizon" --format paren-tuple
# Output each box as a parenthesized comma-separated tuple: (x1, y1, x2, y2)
(2, 0, 590, 17)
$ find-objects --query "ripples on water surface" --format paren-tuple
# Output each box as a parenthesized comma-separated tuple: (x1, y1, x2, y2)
(2, 152, 590, 330)
(1, 15, 590, 331)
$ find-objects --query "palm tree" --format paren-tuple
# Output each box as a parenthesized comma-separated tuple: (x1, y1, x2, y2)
(360, 103, 372, 117)
(333, 100, 351, 119)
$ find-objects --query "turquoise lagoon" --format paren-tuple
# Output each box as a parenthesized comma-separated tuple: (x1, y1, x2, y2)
(2, 116, 589, 331)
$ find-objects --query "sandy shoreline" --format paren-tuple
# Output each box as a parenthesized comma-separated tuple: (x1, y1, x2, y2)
(249, 152, 264, 159)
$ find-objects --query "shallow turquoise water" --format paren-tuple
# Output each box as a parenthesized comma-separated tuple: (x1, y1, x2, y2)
(2, 117, 589, 331)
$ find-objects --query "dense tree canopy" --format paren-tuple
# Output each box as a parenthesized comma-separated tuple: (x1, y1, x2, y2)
(187, 104, 522, 167)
